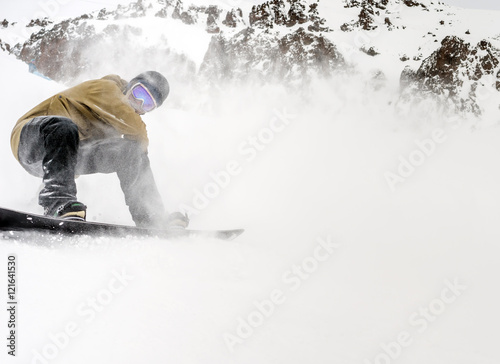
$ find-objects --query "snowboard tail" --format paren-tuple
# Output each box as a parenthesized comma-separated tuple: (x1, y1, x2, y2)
(0, 207, 244, 241)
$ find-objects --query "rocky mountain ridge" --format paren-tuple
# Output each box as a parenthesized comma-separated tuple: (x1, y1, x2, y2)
(0, 0, 499, 115)
(400, 35, 500, 115)
(0, 0, 339, 84)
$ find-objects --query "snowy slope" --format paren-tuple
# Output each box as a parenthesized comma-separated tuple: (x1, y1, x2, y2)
(318, 0, 500, 94)
(1, 1, 500, 364)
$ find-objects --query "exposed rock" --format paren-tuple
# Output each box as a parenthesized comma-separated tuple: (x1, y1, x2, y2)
(358, 7, 376, 30)
(27, 18, 53, 28)
(172, 1, 199, 25)
(308, 2, 329, 32)
(155, 5, 169, 18)
(341, 0, 427, 32)
(13, 0, 242, 83)
(97, 9, 111, 21)
(17, 18, 196, 84)
(4, 0, 499, 116)
(287, 0, 309, 27)
(171, 0, 183, 19)
(361, 46, 379, 56)
(399, 36, 500, 114)
(471, 40, 499, 80)
(342, 0, 388, 31)
(200, 26, 344, 83)
(0, 39, 10, 52)
(223, 8, 245, 28)
(206, 13, 220, 33)
(110, 1, 151, 19)
(249, 1, 284, 28)
(402, 0, 424, 7)
(205, 5, 223, 33)
(74, 14, 93, 22)
(340, 23, 354, 32)
(172, 1, 224, 28)
(9, 0, 338, 87)
(249, 0, 329, 31)
(278, 27, 343, 75)
(344, 0, 362, 7)
(0, 19, 12, 51)
(123, 0, 148, 18)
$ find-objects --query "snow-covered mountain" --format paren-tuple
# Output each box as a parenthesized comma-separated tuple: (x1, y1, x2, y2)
(1, 1, 500, 364)
(1, 0, 499, 114)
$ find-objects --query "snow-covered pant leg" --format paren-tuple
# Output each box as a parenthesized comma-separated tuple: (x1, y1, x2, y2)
(17, 116, 79, 213)
(76, 138, 167, 227)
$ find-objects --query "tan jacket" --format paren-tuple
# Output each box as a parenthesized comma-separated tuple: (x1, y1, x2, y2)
(11, 75, 148, 161)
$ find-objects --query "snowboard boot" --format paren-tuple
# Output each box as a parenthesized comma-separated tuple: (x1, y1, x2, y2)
(166, 212, 189, 229)
(46, 201, 87, 221)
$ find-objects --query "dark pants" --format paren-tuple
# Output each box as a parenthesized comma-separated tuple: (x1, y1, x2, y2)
(17, 116, 166, 227)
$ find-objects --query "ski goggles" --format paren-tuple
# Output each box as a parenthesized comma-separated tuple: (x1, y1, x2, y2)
(130, 83, 157, 112)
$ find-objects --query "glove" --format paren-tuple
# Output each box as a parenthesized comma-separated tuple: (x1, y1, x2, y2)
(166, 212, 189, 229)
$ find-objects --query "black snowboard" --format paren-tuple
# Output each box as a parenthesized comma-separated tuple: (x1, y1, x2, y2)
(0, 207, 244, 241)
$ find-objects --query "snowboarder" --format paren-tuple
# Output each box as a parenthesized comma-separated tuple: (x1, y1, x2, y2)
(10, 71, 188, 228)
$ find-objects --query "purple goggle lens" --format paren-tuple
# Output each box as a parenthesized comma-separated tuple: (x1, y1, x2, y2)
(131, 83, 157, 112)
